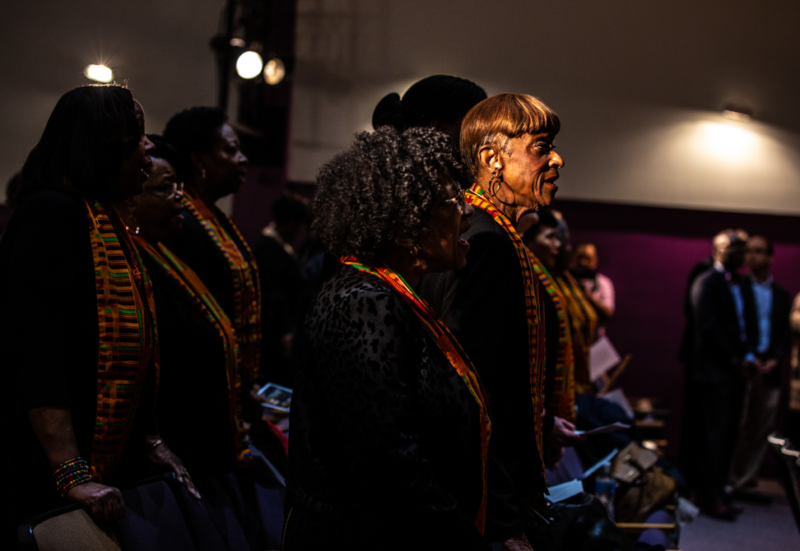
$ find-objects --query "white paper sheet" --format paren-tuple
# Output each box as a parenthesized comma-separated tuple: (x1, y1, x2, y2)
(589, 335, 621, 381)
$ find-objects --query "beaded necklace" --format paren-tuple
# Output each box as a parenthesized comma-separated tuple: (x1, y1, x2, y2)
(341, 256, 492, 534)
(134, 236, 252, 465)
(85, 200, 158, 482)
(181, 188, 262, 383)
(466, 184, 547, 489)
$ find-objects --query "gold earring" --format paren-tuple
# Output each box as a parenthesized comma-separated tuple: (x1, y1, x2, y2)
(410, 243, 420, 256)
(201, 168, 206, 180)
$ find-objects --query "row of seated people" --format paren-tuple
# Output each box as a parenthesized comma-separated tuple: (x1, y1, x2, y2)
(2, 76, 677, 551)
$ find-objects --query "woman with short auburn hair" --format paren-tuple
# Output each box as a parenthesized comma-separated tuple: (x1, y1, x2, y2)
(419, 93, 581, 550)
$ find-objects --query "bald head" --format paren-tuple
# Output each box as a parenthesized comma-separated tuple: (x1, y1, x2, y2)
(713, 229, 746, 272)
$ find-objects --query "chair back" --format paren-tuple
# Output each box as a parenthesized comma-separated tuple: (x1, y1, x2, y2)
(18, 505, 121, 551)
(768, 433, 800, 536)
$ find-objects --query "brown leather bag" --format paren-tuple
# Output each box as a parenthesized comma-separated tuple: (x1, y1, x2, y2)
(611, 442, 677, 522)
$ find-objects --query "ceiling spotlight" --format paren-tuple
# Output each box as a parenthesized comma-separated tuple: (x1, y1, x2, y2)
(722, 104, 752, 122)
(264, 58, 286, 85)
(84, 64, 113, 83)
(229, 38, 246, 48)
(236, 51, 263, 79)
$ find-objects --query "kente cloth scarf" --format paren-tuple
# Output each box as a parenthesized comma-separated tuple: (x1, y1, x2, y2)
(340, 256, 492, 534)
(133, 236, 252, 465)
(85, 200, 158, 482)
(466, 184, 547, 485)
(557, 272, 598, 393)
(181, 188, 262, 383)
(530, 257, 576, 422)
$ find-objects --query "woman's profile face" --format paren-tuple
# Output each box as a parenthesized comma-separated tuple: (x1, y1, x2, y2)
(501, 132, 563, 210)
(134, 157, 184, 243)
(523, 225, 561, 271)
(417, 177, 474, 273)
(112, 102, 153, 202)
(201, 123, 248, 199)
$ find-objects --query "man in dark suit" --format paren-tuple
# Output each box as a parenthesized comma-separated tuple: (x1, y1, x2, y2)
(730, 236, 792, 500)
(690, 230, 758, 520)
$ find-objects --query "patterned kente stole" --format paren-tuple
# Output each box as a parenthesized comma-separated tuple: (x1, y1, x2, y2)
(85, 200, 158, 482)
(181, 188, 262, 383)
(556, 272, 598, 393)
(530, 257, 576, 422)
(133, 236, 252, 465)
(341, 256, 492, 534)
(465, 184, 547, 483)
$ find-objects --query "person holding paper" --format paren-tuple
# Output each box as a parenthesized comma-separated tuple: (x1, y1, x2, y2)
(285, 126, 492, 550)
(419, 94, 582, 551)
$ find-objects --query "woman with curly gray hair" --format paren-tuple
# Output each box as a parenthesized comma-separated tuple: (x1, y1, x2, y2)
(284, 126, 492, 550)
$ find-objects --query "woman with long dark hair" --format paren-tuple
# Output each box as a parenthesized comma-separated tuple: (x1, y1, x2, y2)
(0, 85, 196, 547)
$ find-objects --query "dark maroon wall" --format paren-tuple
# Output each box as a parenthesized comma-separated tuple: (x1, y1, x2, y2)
(557, 199, 800, 459)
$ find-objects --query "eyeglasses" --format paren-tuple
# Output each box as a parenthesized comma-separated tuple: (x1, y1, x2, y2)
(439, 187, 466, 210)
(148, 180, 184, 199)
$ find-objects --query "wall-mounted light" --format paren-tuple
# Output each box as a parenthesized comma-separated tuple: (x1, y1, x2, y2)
(264, 57, 285, 85)
(722, 104, 752, 122)
(84, 64, 113, 83)
(236, 51, 263, 79)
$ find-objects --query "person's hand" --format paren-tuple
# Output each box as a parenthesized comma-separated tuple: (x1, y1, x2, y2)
(66, 482, 126, 523)
(504, 532, 534, 551)
(757, 358, 778, 374)
(546, 445, 565, 470)
(146, 437, 201, 499)
(548, 416, 586, 446)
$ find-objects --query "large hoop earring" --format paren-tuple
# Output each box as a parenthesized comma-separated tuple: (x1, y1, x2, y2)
(488, 171, 513, 206)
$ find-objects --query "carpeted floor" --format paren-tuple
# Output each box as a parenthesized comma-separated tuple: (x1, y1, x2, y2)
(679, 479, 799, 550)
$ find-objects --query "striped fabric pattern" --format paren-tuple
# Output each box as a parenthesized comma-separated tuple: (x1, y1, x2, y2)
(181, 189, 262, 383)
(133, 235, 252, 465)
(85, 200, 157, 482)
(340, 256, 492, 534)
(466, 184, 547, 492)
(530, 257, 576, 422)
(557, 272, 598, 393)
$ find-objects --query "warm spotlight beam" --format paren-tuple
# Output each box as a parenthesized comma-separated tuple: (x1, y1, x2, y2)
(84, 64, 113, 83)
(236, 51, 263, 79)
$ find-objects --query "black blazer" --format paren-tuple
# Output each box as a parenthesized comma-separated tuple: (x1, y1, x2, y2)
(749, 277, 792, 387)
(691, 268, 758, 384)
(419, 208, 541, 541)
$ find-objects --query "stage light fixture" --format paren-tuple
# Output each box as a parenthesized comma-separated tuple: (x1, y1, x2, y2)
(230, 38, 246, 48)
(84, 64, 113, 83)
(722, 104, 752, 122)
(236, 51, 263, 79)
(264, 58, 285, 85)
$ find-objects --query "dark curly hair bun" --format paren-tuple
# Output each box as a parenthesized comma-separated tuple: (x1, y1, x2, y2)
(371, 93, 403, 130)
(371, 75, 487, 132)
(313, 126, 463, 262)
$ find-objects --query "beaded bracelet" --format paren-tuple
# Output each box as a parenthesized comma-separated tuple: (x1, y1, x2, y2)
(53, 457, 92, 497)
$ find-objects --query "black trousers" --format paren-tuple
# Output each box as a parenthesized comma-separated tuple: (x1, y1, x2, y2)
(695, 379, 745, 502)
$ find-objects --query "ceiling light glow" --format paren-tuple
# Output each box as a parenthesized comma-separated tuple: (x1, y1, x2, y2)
(699, 122, 758, 161)
(264, 58, 286, 85)
(236, 51, 263, 79)
(84, 64, 113, 83)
